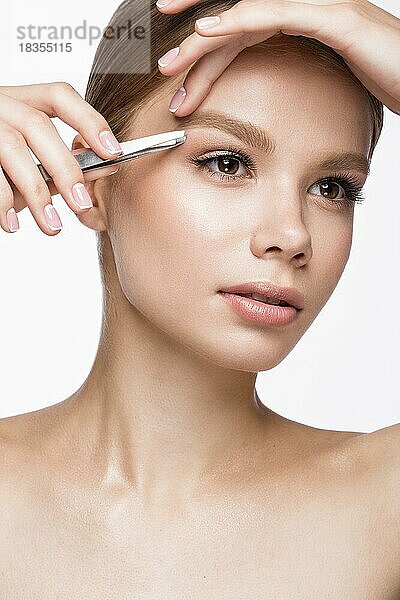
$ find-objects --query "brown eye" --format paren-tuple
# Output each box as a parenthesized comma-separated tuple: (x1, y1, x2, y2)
(310, 179, 347, 202)
(216, 157, 240, 175)
(308, 174, 366, 207)
(189, 148, 257, 182)
(317, 180, 344, 200)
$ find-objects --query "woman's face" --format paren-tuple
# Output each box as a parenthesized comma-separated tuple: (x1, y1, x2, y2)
(98, 45, 372, 372)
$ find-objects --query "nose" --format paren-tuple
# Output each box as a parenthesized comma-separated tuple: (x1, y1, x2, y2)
(249, 196, 313, 267)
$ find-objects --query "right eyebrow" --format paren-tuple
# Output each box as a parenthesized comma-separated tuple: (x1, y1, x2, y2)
(176, 109, 370, 176)
(176, 110, 276, 154)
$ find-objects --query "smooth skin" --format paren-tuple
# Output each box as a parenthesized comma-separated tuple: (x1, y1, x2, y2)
(1, 2, 400, 599)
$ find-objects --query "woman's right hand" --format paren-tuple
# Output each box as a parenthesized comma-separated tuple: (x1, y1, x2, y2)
(0, 82, 123, 236)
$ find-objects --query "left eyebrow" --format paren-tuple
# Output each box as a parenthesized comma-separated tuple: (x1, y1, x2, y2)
(314, 153, 370, 176)
(175, 109, 370, 176)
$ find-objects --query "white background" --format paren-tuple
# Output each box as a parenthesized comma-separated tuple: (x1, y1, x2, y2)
(0, 1, 399, 432)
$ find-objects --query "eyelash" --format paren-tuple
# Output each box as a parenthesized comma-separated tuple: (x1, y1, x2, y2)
(188, 146, 366, 207)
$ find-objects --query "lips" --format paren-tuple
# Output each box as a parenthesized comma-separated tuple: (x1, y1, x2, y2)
(219, 281, 304, 310)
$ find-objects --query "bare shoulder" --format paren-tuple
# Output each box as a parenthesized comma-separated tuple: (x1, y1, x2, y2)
(362, 421, 400, 450)
(334, 422, 400, 518)
(291, 418, 400, 515)
(352, 421, 400, 475)
(0, 410, 45, 532)
(361, 421, 400, 479)
(0, 404, 76, 560)
(0, 405, 54, 461)
(0, 406, 53, 484)
(0, 398, 76, 486)
(0, 400, 84, 531)
(0, 397, 99, 509)
(0, 396, 78, 448)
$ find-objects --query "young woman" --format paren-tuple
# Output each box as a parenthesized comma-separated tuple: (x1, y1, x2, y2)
(1, 0, 399, 597)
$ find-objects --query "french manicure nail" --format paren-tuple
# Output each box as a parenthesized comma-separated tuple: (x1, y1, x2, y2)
(44, 203, 62, 231)
(72, 182, 93, 209)
(158, 47, 179, 68)
(169, 87, 187, 113)
(6, 207, 19, 232)
(156, 0, 171, 7)
(196, 16, 221, 29)
(99, 130, 123, 155)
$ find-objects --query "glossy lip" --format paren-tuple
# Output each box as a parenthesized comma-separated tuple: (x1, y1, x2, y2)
(218, 281, 305, 310)
(218, 292, 299, 327)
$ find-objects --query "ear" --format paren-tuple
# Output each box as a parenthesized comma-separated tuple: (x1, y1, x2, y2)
(71, 133, 118, 232)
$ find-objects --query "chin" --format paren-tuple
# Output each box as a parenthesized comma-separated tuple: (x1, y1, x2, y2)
(180, 333, 298, 373)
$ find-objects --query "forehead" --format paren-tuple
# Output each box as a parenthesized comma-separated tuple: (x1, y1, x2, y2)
(135, 43, 373, 160)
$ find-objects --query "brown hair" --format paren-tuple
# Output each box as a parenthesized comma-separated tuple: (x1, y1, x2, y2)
(84, 0, 384, 294)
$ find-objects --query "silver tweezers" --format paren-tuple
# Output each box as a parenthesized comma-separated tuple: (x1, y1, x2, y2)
(37, 130, 187, 183)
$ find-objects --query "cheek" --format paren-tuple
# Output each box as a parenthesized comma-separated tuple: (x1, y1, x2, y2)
(107, 168, 235, 324)
(311, 211, 354, 306)
(116, 171, 248, 293)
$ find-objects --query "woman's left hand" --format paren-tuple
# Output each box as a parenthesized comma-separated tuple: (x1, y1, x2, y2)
(156, 0, 400, 116)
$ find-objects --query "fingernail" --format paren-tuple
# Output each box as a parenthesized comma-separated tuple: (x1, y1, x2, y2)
(6, 207, 19, 232)
(196, 16, 221, 29)
(156, 0, 171, 7)
(44, 204, 63, 231)
(71, 182, 93, 209)
(99, 130, 123, 155)
(169, 86, 187, 113)
(158, 47, 179, 68)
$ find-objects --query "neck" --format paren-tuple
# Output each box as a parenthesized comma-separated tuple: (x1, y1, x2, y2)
(67, 251, 282, 503)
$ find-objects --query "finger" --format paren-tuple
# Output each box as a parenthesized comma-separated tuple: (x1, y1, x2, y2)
(0, 125, 63, 236)
(343, 55, 400, 116)
(30, 163, 120, 199)
(155, 0, 203, 13)
(0, 82, 123, 160)
(169, 39, 248, 116)
(190, 1, 368, 54)
(158, 29, 242, 76)
(191, 0, 348, 40)
(4, 149, 119, 216)
(0, 166, 19, 234)
(0, 101, 95, 216)
(0, 97, 121, 217)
